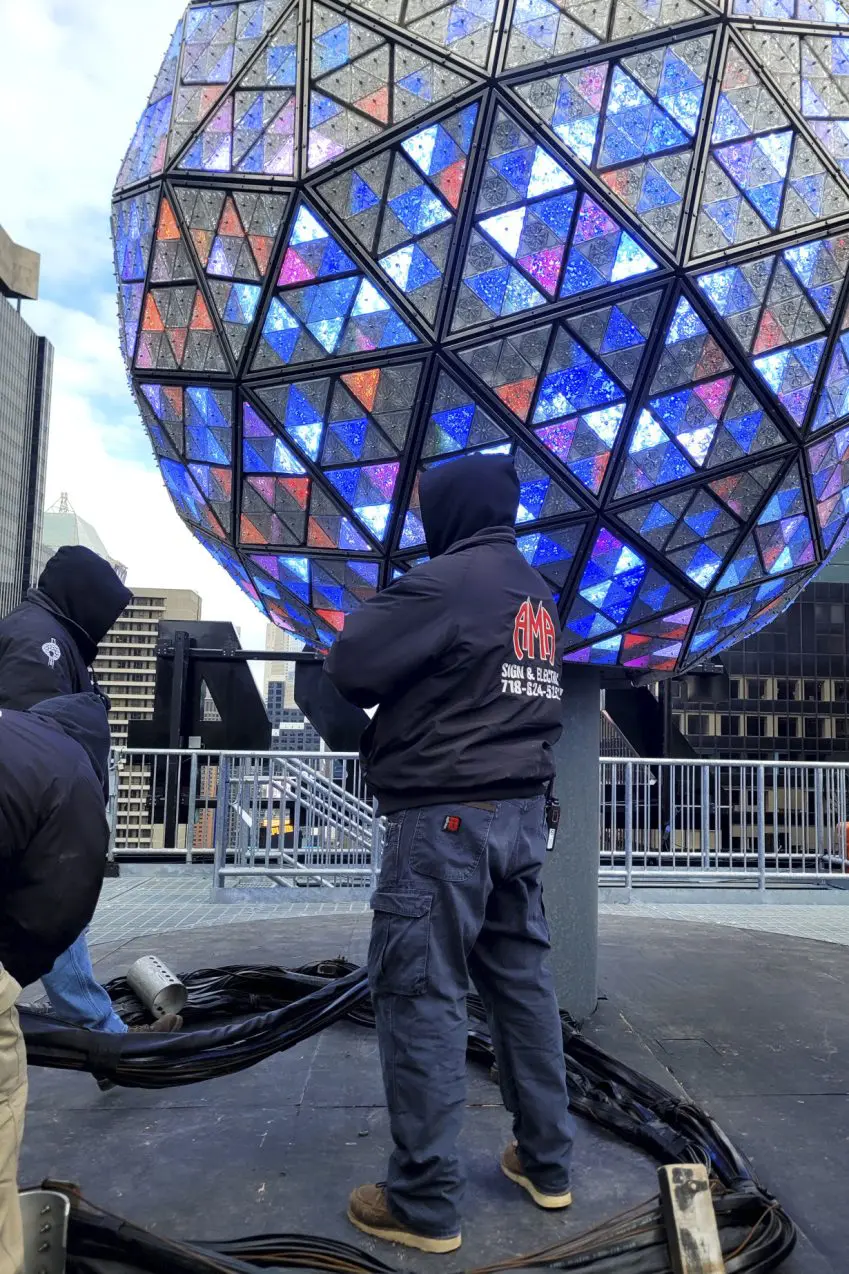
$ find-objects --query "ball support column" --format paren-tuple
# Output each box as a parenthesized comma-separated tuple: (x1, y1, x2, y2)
(543, 667, 601, 1024)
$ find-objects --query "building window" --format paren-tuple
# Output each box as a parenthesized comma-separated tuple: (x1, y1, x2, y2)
(745, 715, 766, 738)
(720, 715, 741, 737)
(777, 717, 800, 738)
(775, 679, 801, 701)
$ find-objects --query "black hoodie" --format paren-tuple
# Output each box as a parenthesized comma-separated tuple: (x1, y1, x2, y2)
(326, 455, 564, 813)
(0, 546, 133, 711)
(0, 693, 111, 987)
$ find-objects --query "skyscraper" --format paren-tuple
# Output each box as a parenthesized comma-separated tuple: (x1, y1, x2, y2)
(263, 621, 303, 720)
(40, 492, 128, 581)
(96, 587, 202, 850)
(0, 227, 53, 617)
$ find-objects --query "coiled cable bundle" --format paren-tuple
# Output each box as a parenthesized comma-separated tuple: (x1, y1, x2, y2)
(20, 961, 797, 1272)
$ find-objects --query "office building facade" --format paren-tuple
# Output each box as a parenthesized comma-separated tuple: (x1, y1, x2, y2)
(674, 550, 849, 762)
(96, 587, 202, 847)
(263, 622, 303, 714)
(0, 229, 52, 617)
(272, 707, 321, 753)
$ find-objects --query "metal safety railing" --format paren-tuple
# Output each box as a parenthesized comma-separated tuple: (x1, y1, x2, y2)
(600, 758, 849, 888)
(108, 749, 849, 892)
(108, 748, 381, 894)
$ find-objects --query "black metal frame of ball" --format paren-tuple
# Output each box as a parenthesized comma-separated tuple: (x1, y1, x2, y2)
(112, 0, 849, 678)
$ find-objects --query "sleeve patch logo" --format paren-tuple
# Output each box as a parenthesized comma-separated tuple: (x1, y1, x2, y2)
(513, 598, 556, 666)
(42, 639, 62, 669)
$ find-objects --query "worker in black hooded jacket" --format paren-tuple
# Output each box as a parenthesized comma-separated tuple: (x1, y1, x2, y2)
(326, 454, 575, 1254)
(0, 547, 180, 1037)
(0, 545, 133, 710)
(0, 692, 113, 1270)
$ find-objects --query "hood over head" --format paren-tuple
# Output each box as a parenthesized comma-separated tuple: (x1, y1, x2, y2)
(27, 692, 111, 789)
(37, 547, 133, 661)
(419, 454, 520, 558)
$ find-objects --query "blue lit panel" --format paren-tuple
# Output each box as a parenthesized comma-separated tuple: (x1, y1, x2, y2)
(115, 6, 849, 671)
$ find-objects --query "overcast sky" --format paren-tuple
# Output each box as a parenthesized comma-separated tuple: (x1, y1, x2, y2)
(0, 0, 268, 650)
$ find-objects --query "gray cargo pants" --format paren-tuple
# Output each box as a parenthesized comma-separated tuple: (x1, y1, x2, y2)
(369, 796, 574, 1238)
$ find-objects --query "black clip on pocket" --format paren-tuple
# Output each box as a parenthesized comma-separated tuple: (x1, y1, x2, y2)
(545, 782, 561, 852)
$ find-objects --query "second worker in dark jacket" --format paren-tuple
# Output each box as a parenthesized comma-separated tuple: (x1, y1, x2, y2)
(0, 694, 112, 989)
(327, 454, 574, 1253)
(0, 692, 114, 1269)
(0, 545, 133, 710)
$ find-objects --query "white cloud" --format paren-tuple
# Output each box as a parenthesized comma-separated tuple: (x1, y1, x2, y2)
(0, 1, 270, 660)
(0, 0, 182, 282)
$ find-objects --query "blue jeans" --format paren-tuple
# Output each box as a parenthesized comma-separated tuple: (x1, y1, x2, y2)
(370, 797, 574, 1238)
(41, 933, 127, 1033)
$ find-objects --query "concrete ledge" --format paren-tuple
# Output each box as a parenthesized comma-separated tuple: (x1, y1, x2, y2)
(0, 226, 40, 301)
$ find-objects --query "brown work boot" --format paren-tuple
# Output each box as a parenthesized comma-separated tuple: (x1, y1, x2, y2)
(129, 1014, 183, 1033)
(501, 1144, 572, 1210)
(347, 1185, 461, 1253)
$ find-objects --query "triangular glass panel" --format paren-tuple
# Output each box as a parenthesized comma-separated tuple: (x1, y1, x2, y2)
(116, 18, 182, 190)
(614, 299, 787, 499)
(809, 287, 849, 434)
(243, 401, 307, 476)
(252, 201, 422, 368)
(113, 189, 160, 285)
(530, 317, 635, 496)
(611, 605, 696, 670)
(348, 0, 500, 68)
(619, 483, 746, 590)
(503, 0, 708, 73)
(308, 4, 475, 170)
(516, 524, 587, 597)
(398, 369, 586, 550)
(254, 362, 423, 468)
(240, 466, 379, 550)
(563, 527, 659, 644)
(696, 236, 849, 428)
(113, 189, 159, 363)
(150, 196, 195, 284)
(808, 423, 849, 549)
(567, 290, 662, 390)
(317, 104, 480, 329)
(716, 462, 815, 589)
(422, 371, 509, 458)
(689, 568, 814, 660)
(515, 35, 713, 251)
(166, 3, 295, 171)
(159, 457, 230, 539)
(692, 44, 849, 258)
(135, 285, 228, 373)
(732, 0, 849, 23)
(452, 107, 659, 332)
(246, 554, 381, 642)
(139, 383, 234, 472)
(456, 324, 552, 423)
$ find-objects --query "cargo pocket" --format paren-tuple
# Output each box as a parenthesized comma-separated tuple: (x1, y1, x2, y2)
(369, 890, 432, 997)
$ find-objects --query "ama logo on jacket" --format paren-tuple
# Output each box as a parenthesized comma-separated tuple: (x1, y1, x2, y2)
(512, 599, 556, 666)
(502, 599, 561, 702)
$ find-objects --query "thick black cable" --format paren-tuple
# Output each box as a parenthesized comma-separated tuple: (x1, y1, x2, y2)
(20, 961, 797, 1272)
